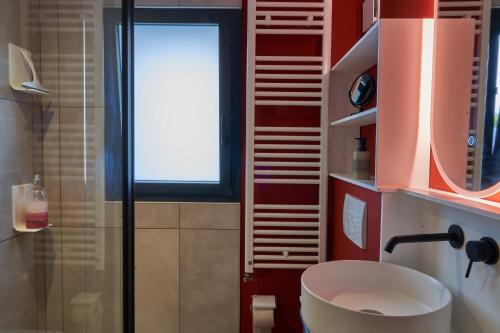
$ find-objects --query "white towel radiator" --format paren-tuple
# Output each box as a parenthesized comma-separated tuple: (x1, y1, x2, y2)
(244, 0, 332, 273)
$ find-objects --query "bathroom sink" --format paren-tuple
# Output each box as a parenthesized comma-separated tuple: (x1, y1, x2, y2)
(301, 260, 452, 333)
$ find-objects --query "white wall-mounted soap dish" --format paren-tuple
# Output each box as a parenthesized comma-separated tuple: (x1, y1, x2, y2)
(12, 184, 52, 233)
(8, 43, 50, 96)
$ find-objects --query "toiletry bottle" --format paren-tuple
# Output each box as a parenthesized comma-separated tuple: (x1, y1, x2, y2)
(353, 137, 370, 180)
(25, 174, 49, 229)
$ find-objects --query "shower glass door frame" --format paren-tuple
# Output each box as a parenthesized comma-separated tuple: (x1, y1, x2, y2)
(121, 1, 135, 333)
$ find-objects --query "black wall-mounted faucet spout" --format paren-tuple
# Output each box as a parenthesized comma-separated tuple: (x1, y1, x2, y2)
(384, 225, 464, 254)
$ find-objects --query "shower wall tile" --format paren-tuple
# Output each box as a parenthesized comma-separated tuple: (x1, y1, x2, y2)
(58, 107, 103, 227)
(135, 0, 180, 6)
(180, 229, 239, 333)
(134, 0, 242, 7)
(28, 0, 43, 108)
(105, 201, 123, 228)
(57, 0, 105, 109)
(0, 234, 39, 331)
(136, 202, 180, 228)
(180, 0, 242, 7)
(61, 227, 87, 333)
(40, 0, 60, 107)
(33, 104, 44, 178)
(136, 228, 180, 333)
(0, 0, 34, 104)
(85, 227, 122, 333)
(0, 99, 34, 242)
(180, 203, 240, 229)
(42, 104, 62, 226)
(38, 226, 64, 332)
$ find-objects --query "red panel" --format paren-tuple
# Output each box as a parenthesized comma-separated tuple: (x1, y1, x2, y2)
(380, 0, 435, 18)
(331, 0, 363, 65)
(429, 151, 453, 192)
(240, 270, 304, 333)
(329, 178, 382, 261)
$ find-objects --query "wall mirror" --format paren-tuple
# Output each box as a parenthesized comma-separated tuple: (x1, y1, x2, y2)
(431, 10, 500, 197)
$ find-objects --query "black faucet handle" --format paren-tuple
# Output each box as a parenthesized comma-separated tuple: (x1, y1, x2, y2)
(465, 237, 499, 278)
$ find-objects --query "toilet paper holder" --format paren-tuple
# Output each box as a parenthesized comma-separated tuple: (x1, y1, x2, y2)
(252, 295, 276, 331)
(252, 295, 276, 310)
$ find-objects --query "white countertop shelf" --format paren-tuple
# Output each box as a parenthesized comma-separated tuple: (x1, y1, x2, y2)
(330, 107, 377, 127)
(331, 21, 379, 73)
(329, 172, 378, 192)
(402, 188, 500, 221)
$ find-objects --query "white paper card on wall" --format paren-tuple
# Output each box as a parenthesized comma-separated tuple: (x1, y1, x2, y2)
(343, 194, 367, 249)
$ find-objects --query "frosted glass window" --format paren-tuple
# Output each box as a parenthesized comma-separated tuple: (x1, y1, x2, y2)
(134, 24, 220, 182)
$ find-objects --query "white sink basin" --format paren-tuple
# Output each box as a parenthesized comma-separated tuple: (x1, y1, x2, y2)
(301, 260, 452, 333)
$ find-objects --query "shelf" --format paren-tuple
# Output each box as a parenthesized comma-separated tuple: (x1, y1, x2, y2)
(330, 107, 377, 127)
(12, 183, 52, 233)
(329, 173, 378, 192)
(14, 224, 52, 233)
(402, 188, 500, 221)
(331, 21, 379, 73)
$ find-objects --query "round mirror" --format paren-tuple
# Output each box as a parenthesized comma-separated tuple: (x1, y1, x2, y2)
(349, 73, 376, 110)
(431, 13, 500, 196)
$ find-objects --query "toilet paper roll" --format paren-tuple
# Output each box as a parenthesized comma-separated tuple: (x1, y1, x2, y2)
(252, 308, 274, 328)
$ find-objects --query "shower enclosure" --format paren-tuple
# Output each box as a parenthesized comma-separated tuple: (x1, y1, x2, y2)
(0, 0, 132, 331)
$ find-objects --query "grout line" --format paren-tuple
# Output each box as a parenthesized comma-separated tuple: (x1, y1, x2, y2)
(0, 96, 34, 106)
(134, 227, 240, 231)
(55, 2, 65, 331)
(0, 232, 29, 245)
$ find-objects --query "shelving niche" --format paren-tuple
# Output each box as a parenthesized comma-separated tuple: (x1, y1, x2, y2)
(328, 19, 431, 192)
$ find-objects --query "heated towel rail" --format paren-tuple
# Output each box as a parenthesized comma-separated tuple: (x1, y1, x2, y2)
(244, 0, 332, 273)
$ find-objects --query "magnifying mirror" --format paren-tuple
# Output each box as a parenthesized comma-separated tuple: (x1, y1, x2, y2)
(349, 73, 376, 113)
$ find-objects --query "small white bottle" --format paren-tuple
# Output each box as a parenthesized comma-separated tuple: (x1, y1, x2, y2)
(25, 174, 49, 229)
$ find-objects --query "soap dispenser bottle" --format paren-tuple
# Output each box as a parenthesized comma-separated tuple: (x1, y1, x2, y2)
(25, 174, 48, 229)
(353, 137, 370, 180)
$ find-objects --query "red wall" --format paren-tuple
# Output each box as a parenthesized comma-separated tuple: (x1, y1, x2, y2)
(329, 178, 382, 261)
(380, 0, 435, 18)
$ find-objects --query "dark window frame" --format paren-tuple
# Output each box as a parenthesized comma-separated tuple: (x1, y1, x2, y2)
(104, 8, 242, 202)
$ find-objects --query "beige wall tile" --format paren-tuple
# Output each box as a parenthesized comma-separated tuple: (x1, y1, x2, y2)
(180, 203, 240, 229)
(136, 229, 180, 333)
(135, 0, 180, 6)
(180, 229, 239, 333)
(180, 0, 242, 7)
(86, 227, 122, 333)
(57, 0, 105, 108)
(38, 226, 64, 332)
(0, 234, 39, 331)
(61, 227, 87, 333)
(106, 201, 123, 228)
(58, 107, 104, 227)
(136, 202, 179, 228)
(39, 0, 60, 107)
(0, 99, 34, 242)
(42, 104, 61, 226)
(0, 0, 34, 104)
